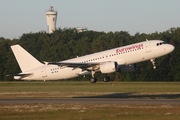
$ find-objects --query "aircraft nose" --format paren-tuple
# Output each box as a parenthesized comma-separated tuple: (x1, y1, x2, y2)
(170, 45, 175, 52)
(169, 44, 175, 52)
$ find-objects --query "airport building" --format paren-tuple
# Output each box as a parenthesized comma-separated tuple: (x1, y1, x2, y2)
(76, 27, 88, 33)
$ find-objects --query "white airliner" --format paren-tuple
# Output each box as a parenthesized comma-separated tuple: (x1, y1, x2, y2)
(10, 40, 174, 83)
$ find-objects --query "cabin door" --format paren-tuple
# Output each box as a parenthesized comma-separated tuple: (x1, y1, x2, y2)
(41, 66, 47, 78)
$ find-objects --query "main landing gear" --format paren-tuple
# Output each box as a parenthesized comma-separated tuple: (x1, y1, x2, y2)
(89, 77, 97, 83)
(89, 71, 97, 83)
(103, 76, 110, 82)
(89, 71, 110, 83)
(150, 58, 156, 69)
(89, 76, 110, 83)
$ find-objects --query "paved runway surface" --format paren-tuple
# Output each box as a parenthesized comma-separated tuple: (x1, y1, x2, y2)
(0, 98, 179, 105)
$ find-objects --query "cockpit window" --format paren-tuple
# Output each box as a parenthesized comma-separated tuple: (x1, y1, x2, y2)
(156, 42, 167, 46)
(162, 42, 167, 44)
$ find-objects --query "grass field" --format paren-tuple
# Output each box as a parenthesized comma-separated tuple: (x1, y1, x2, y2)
(0, 81, 180, 98)
(1, 104, 180, 120)
(0, 81, 180, 120)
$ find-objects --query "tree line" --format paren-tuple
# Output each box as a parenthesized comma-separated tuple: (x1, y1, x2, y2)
(0, 27, 179, 81)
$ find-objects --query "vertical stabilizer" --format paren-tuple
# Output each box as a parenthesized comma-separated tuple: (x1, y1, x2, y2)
(11, 45, 43, 72)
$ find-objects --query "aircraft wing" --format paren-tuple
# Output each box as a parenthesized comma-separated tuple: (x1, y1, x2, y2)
(48, 62, 100, 70)
(48, 59, 126, 71)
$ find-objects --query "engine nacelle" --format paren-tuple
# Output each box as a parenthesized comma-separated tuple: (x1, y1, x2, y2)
(100, 61, 119, 73)
(119, 64, 138, 72)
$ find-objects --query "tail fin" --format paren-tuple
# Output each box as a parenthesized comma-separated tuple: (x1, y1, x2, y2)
(11, 45, 43, 72)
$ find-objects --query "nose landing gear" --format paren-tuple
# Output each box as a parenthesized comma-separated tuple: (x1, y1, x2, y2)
(150, 58, 156, 69)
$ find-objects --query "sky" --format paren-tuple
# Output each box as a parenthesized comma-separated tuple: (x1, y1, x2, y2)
(0, 0, 180, 39)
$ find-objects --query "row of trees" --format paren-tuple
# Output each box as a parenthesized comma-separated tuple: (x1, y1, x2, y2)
(0, 27, 179, 81)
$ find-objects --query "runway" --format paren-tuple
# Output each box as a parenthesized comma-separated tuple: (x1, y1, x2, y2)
(0, 98, 179, 105)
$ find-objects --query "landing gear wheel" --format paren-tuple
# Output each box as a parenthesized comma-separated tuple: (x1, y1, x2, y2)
(103, 76, 110, 82)
(90, 77, 97, 83)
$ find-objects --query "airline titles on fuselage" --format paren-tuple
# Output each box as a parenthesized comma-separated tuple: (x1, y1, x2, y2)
(116, 43, 144, 54)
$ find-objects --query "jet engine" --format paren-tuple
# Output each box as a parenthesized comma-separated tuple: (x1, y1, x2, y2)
(100, 61, 119, 73)
(119, 64, 138, 72)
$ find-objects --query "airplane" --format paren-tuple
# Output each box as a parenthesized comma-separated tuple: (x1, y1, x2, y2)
(9, 39, 174, 83)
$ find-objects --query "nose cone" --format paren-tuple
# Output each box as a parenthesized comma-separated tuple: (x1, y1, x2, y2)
(169, 44, 175, 53)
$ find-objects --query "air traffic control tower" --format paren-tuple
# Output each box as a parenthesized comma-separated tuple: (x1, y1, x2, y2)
(46, 6, 57, 33)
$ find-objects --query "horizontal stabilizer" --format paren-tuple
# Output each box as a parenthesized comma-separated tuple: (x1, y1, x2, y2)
(6, 73, 33, 77)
